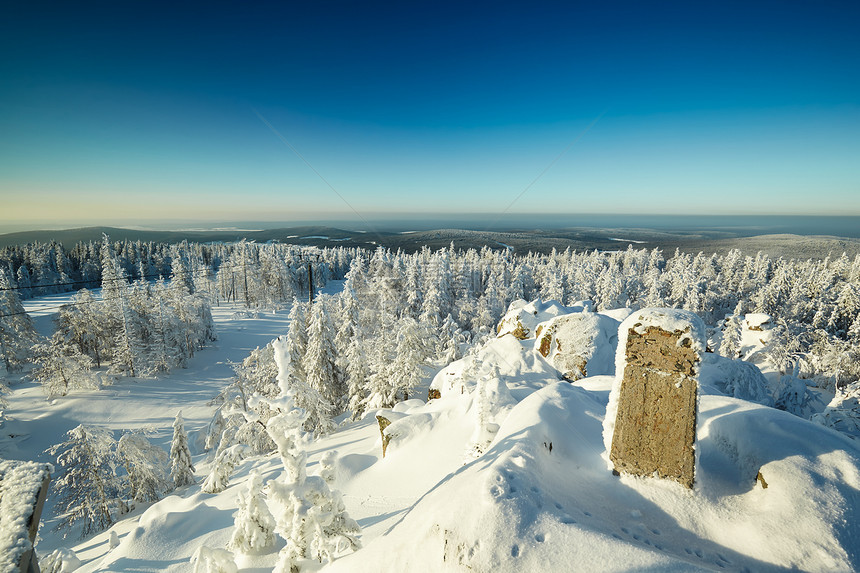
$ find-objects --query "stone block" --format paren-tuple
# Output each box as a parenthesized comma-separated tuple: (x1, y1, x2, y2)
(608, 309, 705, 489)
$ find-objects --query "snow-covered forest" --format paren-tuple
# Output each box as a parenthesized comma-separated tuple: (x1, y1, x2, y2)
(2, 236, 860, 572)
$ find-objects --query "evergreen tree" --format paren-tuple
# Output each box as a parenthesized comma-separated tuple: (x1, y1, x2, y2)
(48, 425, 119, 536)
(31, 333, 97, 398)
(117, 431, 172, 502)
(230, 471, 276, 553)
(0, 268, 38, 372)
(170, 412, 196, 488)
(303, 297, 343, 415)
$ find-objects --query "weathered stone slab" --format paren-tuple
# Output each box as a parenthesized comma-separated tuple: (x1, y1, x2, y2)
(607, 309, 705, 489)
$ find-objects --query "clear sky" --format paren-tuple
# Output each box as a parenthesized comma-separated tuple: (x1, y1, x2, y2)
(1, 0, 859, 231)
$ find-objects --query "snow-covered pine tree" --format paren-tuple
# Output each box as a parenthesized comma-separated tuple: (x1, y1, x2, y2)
(202, 444, 247, 494)
(720, 313, 742, 360)
(303, 296, 343, 417)
(170, 411, 196, 488)
(48, 425, 119, 536)
(391, 316, 425, 401)
(31, 332, 97, 398)
(116, 430, 172, 502)
(230, 471, 276, 553)
(0, 268, 38, 372)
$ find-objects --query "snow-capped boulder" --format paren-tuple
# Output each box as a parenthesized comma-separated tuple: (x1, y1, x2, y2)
(532, 312, 619, 381)
(744, 313, 772, 331)
(496, 299, 589, 340)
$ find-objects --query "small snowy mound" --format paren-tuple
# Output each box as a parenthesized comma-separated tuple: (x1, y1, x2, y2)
(496, 299, 588, 340)
(533, 312, 619, 380)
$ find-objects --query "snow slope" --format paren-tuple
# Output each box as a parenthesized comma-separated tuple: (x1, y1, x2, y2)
(5, 294, 859, 572)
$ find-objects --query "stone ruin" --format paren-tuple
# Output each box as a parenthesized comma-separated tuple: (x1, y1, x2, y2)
(607, 308, 706, 489)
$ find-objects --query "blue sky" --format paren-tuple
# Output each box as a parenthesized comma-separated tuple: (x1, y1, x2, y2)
(1, 1, 859, 230)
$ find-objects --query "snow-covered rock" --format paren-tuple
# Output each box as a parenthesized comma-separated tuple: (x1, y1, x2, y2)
(532, 312, 619, 380)
(496, 299, 588, 340)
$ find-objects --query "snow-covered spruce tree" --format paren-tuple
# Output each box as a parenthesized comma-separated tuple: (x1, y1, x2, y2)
(101, 234, 142, 377)
(31, 332, 97, 398)
(170, 411, 196, 488)
(720, 313, 742, 360)
(303, 296, 344, 418)
(116, 430, 172, 502)
(265, 343, 360, 572)
(230, 471, 276, 553)
(286, 300, 310, 383)
(391, 316, 426, 401)
(208, 343, 280, 456)
(0, 268, 38, 372)
(48, 425, 119, 537)
(274, 333, 334, 437)
(202, 444, 247, 494)
(344, 333, 370, 421)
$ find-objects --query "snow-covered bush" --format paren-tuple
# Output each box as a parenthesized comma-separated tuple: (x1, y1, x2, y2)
(812, 381, 860, 440)
(230, 471, 276, 553)
(189, 546, 237, 573)
(202, 444, 247, 494)
(39, 547, 82, 573)
(31, 333, 98, 398)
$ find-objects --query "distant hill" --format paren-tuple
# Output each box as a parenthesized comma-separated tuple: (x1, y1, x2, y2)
(2, 226, 859, 260)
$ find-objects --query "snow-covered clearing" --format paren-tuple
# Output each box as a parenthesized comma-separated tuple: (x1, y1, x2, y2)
(3, 286, 859, 572)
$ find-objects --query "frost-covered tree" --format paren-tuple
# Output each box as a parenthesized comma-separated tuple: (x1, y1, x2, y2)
(170, 412, 196, 488)
(263, 347, 361, 572)
(303, 297, 344, 415)
(0, 268, 38, 372)
(230, 471, 276, 553)
(31, 333, 98, 398)
(48, 425, 119, 536)
(273, 335, 334, 437)
(286, 300, 310, 383)
(390, 316, 425, 401)
(720, 314, 742, 360)
(116, 431, 171, 502)
(202, 444, 247, 494)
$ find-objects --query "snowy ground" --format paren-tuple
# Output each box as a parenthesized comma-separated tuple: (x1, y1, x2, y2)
(4, 288, 860, 572)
